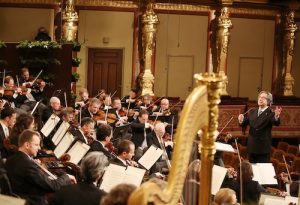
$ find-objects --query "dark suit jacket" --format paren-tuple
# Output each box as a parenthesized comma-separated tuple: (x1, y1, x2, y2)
(89, 140, 115, 160)
(49, 181, 106, 205)
(110, 157, 127, 167)
(131, 119, 152, 148)
(70, 129, 87, 144)
(0, 125, 8, 158)
(5, 151, 71, 205)
(240, 107, 280, 154)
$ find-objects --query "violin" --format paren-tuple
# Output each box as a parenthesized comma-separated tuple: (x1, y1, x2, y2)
(105, 142, 118, 155)
(93, 110, 106, 121)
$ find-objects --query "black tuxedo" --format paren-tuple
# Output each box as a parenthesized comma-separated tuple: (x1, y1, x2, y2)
(0, 125, 8, 158)
(240, 107, 280, 162)
(49, 182, 106, 205)
(70, 129, 88, 144)
(110, 157, 127, 167)
(81, 108, 93, 119)
(89, 140, 115, 160)
(5, 151, 71, 205)
(130, 119, 152, 148)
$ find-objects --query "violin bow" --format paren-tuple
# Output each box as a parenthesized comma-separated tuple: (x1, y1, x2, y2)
(94, 90, 104, 99)
(170, 115, 174, 142)
(32, 69, 43, 85)
(64, 92, 68, 107)
(16, 75, 20, 87)
(235, 138, 243, 205)
(31, 100, 42, 115)
(169, 101, 181, 111)
(148, 96, 164, 109)
(110, 90, 117, 98)
(282, 155, 292, 183)
(126, 100, 131, 118)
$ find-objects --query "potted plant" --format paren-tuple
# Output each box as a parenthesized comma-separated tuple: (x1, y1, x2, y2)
(72, 57, 81, 67)
(72, 41, 82, 52)
(71, 72, 80, 82)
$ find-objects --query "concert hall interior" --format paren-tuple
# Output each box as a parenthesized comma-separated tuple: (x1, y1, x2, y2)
(0, 0, 299, 205)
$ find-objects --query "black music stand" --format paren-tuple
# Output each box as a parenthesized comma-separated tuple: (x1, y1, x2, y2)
(112, 123, 131, 145)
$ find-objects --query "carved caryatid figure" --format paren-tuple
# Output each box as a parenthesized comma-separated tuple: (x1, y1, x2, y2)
(62, 0, 78, 41)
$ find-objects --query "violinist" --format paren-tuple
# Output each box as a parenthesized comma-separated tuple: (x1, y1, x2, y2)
(81, 98, 107, 125)
(0, 75, 27, 110)
(152, 98, 172, 116)
(121, 88, 138, 109)
(110, 139, 138, 167)
(41, 96, 62, 124)
(19, 67, 47, 113)
(131, 110, 154, 160)
(111, 97, 129, 126)
(89, 124, 116, 160)
(74, 88, 90, 110)
(101, 94, 112, 110)
(70, 117, 95, 145)
(136, 94, 157, 115)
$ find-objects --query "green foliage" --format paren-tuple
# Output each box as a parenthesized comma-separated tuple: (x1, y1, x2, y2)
(72, 72, 80, 82)
(72, 57, 81, 67)
(72, 41, 82, 52)
(16, 40, 61, 49)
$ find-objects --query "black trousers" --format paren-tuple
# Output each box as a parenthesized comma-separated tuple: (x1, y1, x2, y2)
(248, 153, 270, 163)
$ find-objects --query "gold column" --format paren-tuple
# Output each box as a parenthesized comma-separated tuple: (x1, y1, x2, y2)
(62, 0, 78, 41)
(139, 0, 159, 96)
(281, 10, 298, 96)
(215, 2, 232, 95)
(198, 72, 225, 205)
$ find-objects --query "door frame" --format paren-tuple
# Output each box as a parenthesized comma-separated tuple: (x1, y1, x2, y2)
(86, 47, 124, 96)
(166, 55, 195, 98)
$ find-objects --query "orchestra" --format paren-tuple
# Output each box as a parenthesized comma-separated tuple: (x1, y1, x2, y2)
(0, 67, 297, 205)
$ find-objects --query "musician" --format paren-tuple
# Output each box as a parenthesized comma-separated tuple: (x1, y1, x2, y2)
(49, 152, 108, 205)
(5, 130, 76, 205)
(0, 107, 16, 160)
(70, 117, 95, 145)
(80, 98, 107, 125)
(41, 96, 62, 124)
(238, 91, 282, 163)
(111, 97, 128, 125)
(9, 113, 34, 147)
(102, 94, 112, 110)
(152, 98, 171, 116)
(130, 110, 154, 160)
(110, 139, 137, 167)
(89, 124, 116, 160)
(19, 67, 47, 113)
(121, 88, 138, 109)
(75, 88, 89, 110)
(1, 75, 27, 109)
(136, 94, 156, 115)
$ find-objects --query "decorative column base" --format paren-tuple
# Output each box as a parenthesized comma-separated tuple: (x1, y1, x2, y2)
(283, 73, 295, 96)
(139, 69, 155, 96)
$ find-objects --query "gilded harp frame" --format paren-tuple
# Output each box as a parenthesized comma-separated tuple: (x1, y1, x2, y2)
(128, 72, 226, 205)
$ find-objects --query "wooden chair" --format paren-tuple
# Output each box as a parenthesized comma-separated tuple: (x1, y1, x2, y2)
(286, 145, 299, 156)
(277, 141, 289, 152)
(272, 149, 285, 163)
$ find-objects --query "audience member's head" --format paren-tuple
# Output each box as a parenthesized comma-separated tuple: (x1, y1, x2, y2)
(50, 97, 61, 111)
(187, 159, 201, 184)
(214, 188, 238, 205)
(9, 113, 34, 146)
(239, 161, 254, 182)
(80, 152, 108, 183)
(100, 183, 136, 205)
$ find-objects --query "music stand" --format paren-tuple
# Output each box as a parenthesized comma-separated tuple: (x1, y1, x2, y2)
(112, 123, 131, 144)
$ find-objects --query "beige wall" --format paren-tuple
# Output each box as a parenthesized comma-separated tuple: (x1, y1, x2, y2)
(0, 7, 53, 42)
(227, 18, 275, 100)
(155, 14, 208, 98)
(77, 10, 134, 97)
(291, 22, 300, 97)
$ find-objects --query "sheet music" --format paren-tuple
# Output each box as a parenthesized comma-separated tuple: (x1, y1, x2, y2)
(67, 141, 90, 164)
(285, 196, 298, 205)
(41, 114, 60, 137)
(54, 132, 74, 159)
(0, 194, 26, 205)
(259, 193, 285, 205)
(138, 145, 163, 170)
(52, 121, 70, 145)
(211, 165, 227, 195)
(264, 198, 285, 205)
(215, 142, 236, 153)
(252, 163, 277, 185)
(100, 164, 146, 192)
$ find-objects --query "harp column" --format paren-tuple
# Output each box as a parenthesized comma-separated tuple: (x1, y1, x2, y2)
(215, 0, 233, 96)
(281, 9, 298, 96)
(139, 0, 159, 96)
(62, 0, 78, 41)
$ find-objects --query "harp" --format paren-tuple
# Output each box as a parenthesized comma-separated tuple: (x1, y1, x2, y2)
(128, 72, 226, 205)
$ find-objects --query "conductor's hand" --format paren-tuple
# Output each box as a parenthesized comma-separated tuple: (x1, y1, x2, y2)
(67, 174, 77, 184)
(238, 114, 244, 124)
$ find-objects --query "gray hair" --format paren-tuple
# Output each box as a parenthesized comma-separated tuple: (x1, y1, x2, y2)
(50, 96, 60, 104)
(80, 151, 108, 182)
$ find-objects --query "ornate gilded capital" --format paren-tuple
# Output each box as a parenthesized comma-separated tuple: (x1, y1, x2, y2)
(139, 0, 159, 96)
(62, 0, 79, 41)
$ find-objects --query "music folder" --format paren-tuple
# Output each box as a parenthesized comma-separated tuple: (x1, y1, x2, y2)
(67, 141, 90, 165)
(54, 132, 75, 159)
(252, 163, 277, 185)
(138, 145, 163, 170)
(215, 142, 236, 153)
(41, 114, 60, 137)
(52, 121, 70, 146)
(113, 123, 131, 139)
(211, 165, 228, 195)
(100, 163, 146, 193)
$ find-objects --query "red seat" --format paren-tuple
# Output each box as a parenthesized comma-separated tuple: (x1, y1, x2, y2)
(277, 141, 289, 152)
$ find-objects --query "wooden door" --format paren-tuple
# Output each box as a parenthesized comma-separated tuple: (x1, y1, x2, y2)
(167, 55, 194, 100)
(87, 48, 123, 97)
